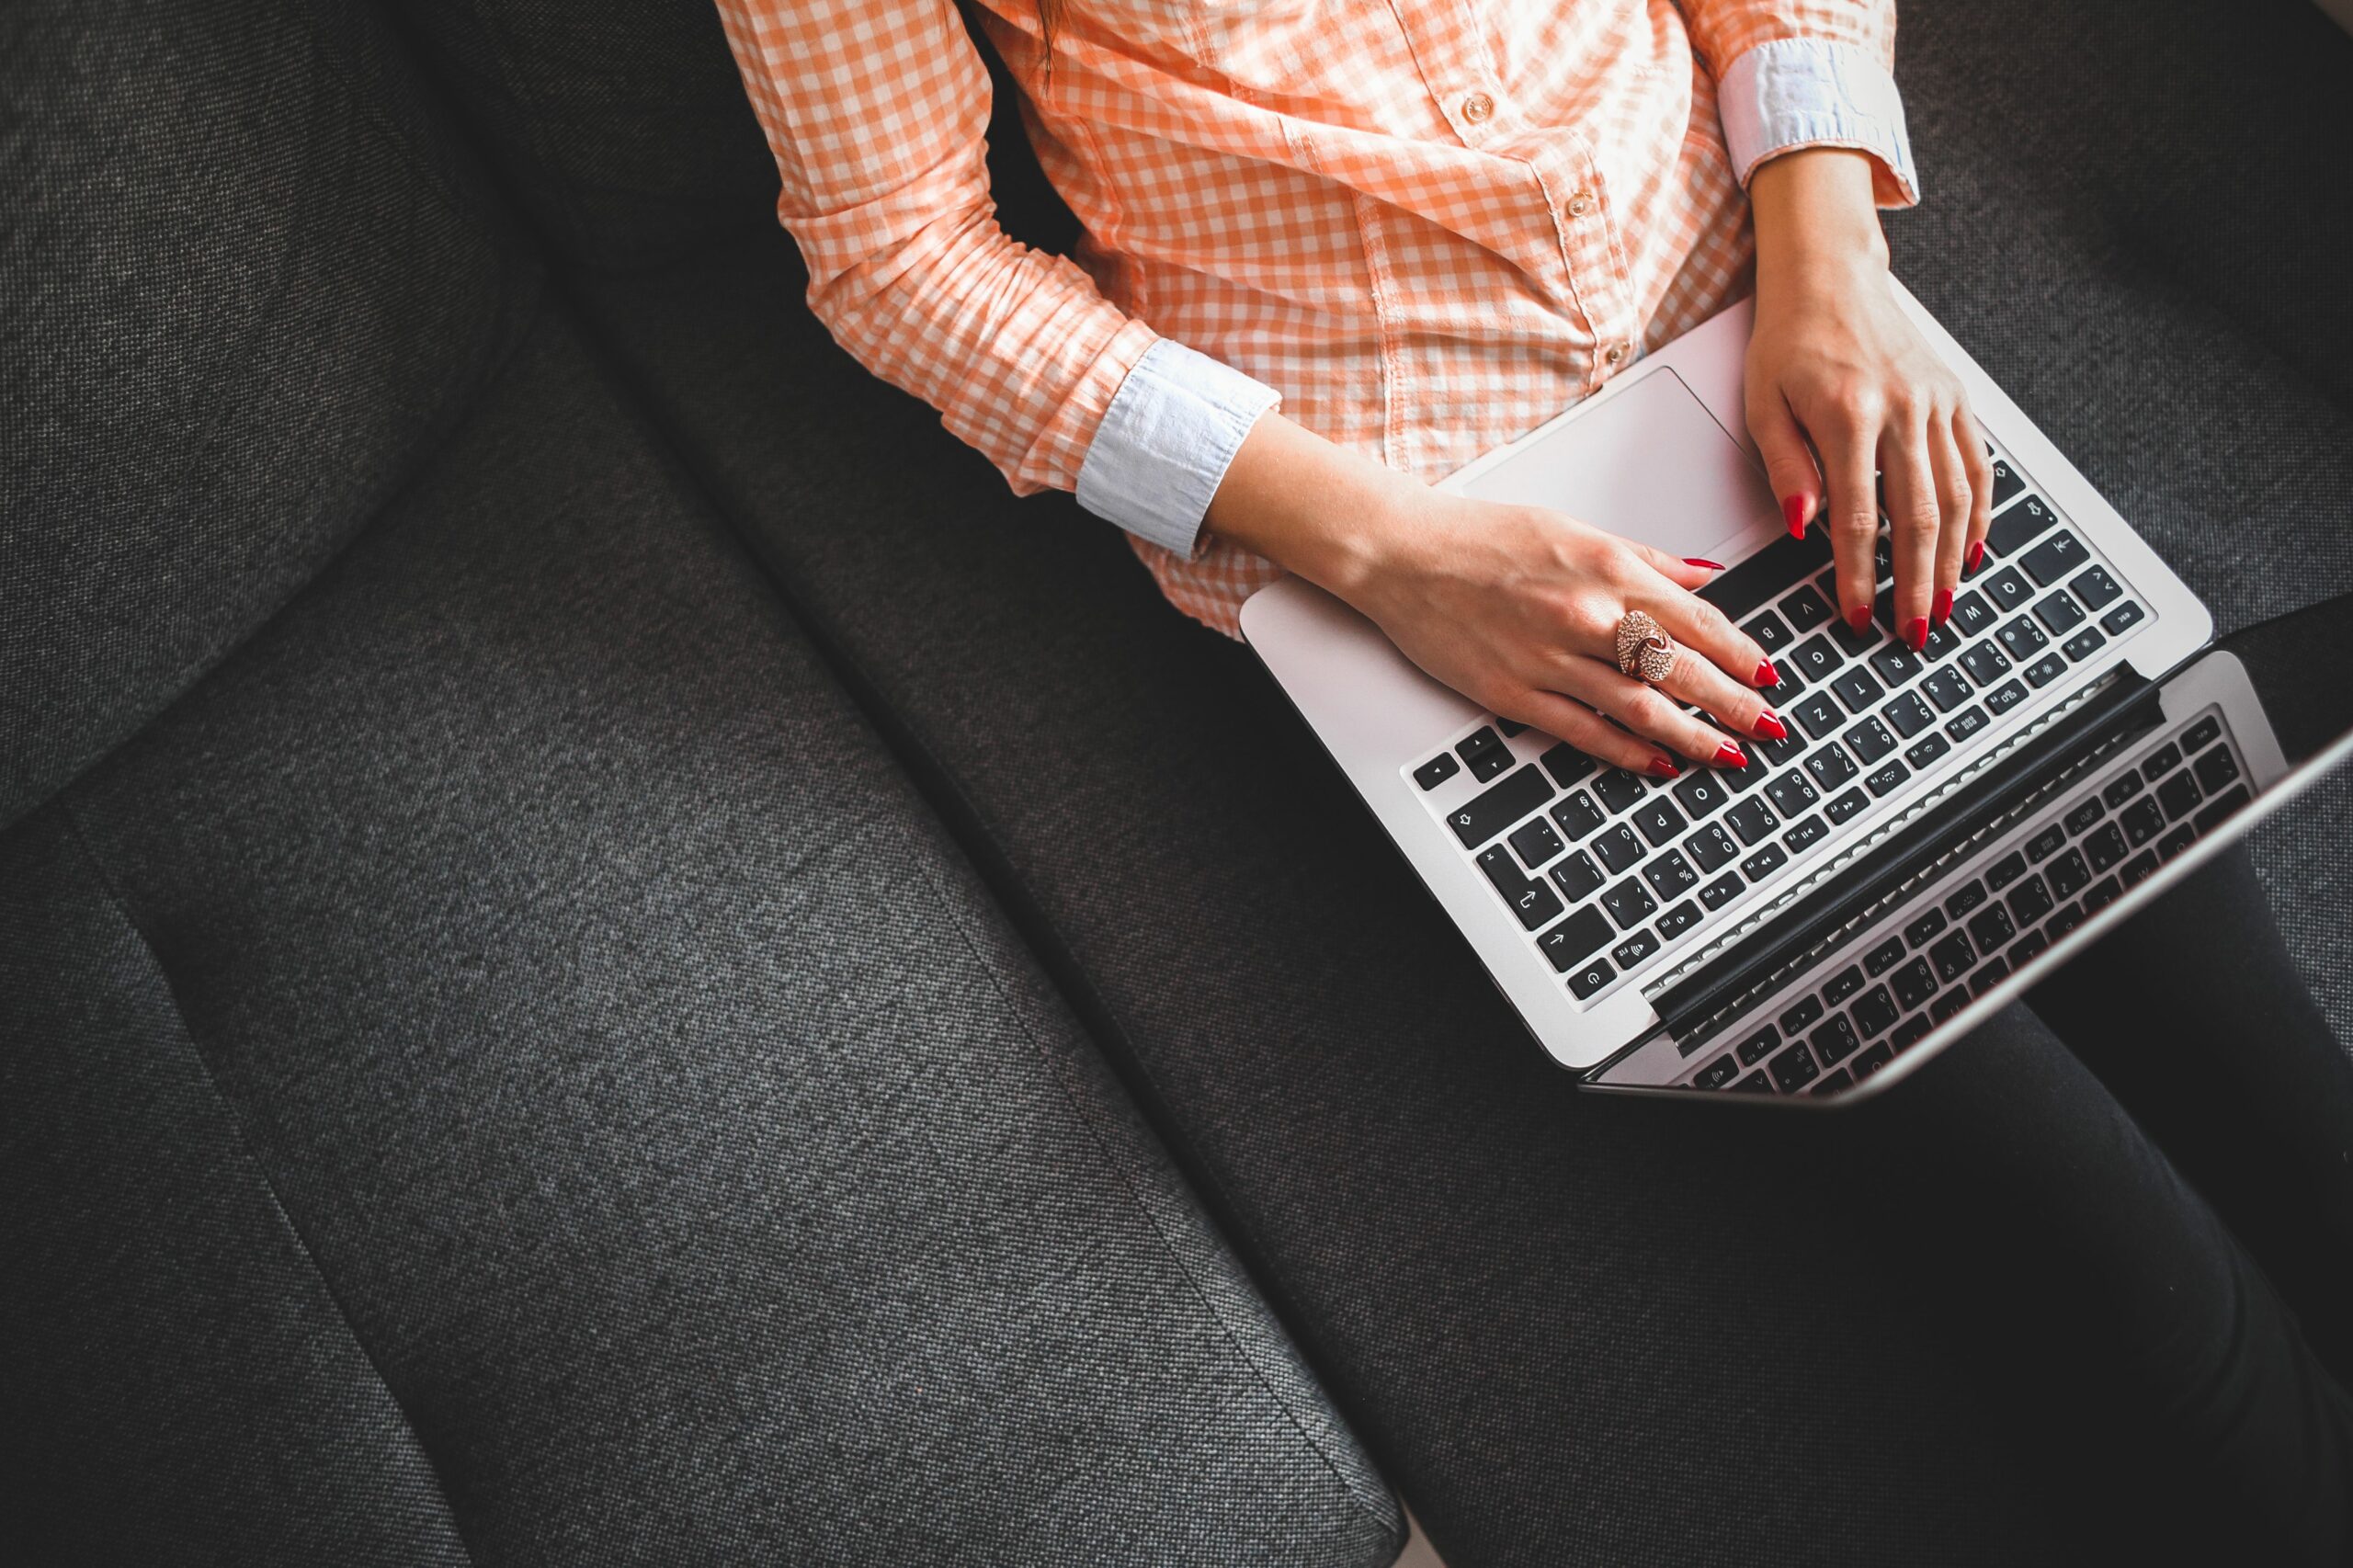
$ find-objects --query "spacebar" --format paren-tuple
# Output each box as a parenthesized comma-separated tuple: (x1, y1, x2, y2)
(1695, 528, 1835, 623)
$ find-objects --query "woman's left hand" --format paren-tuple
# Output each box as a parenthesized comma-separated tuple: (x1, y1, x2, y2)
(1744, 149, 1993, 651)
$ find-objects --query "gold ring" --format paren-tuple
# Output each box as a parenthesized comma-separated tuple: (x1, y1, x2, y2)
(1614, 609, 1677, 684)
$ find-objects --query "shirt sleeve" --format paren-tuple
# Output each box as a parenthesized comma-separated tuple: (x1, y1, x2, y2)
(1677, 2, 1919, 207)
(712, 0, 1277, 557)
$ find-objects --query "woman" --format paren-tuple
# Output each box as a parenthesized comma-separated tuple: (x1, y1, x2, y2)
(715, 0, 2353, 1553)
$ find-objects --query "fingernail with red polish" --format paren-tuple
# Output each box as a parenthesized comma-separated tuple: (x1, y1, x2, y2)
(1783, 494, 1809, 540)
(1684, 557, 1725, 571)
(1934, 586, 1954, 626)
(1713, 741, 1747, 769)
(1905, 617, 1929, 652)
(1648, 756, 1680, 779)
(1966, 539, 1985, 573)
(1847, 605, 1872, 636)
(1754, 709, 1788, 742)
(1754, 659, 1779, 687)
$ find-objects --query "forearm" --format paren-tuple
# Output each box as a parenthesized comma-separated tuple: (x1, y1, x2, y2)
(1202, 411, 1427, 599)
(1749, 147, 1888, 310)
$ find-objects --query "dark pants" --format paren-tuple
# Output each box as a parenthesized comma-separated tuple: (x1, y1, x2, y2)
(1813, 845, 2353, 1563)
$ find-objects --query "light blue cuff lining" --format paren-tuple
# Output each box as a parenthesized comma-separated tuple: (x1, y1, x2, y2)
(1718, 38, 1920, 204)
(1074, 338, 1281, 558)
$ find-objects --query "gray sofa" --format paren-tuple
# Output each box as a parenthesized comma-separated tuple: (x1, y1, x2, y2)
(4, 1, 2347, 1564)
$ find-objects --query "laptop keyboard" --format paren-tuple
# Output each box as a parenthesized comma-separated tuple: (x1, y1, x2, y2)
(1409, 449, 2154, 1007)
(1673, 706, 2251, 1096)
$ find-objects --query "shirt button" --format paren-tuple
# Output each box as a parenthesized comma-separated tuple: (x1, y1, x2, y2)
(1604, 344, 1627, 367)
(1461, 92, 1495, 125)
(1568, 192, 1593, 217)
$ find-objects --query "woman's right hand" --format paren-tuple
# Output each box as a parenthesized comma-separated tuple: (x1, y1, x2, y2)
(1206, 413, 1788, 777)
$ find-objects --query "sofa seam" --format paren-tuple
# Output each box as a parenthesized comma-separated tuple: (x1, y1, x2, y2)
(53, 801, 484, 1568)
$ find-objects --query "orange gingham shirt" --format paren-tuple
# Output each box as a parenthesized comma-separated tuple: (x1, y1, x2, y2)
(716, 0, 1916, 637)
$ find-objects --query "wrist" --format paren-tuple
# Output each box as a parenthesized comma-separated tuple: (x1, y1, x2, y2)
(1751, 149, 1888, 303)
(1202, 412, 1427, 599)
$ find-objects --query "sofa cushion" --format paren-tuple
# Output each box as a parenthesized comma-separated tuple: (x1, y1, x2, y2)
(0, 0, 540, 833)
(0, 301, 1403, 1567)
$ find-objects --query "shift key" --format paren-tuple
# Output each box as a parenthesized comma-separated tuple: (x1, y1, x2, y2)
(1447, 763, 1554, 848)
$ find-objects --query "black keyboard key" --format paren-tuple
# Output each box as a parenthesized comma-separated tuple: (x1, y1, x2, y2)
(2193, 745, 2240, 794)
(1930, 991, 1971, 1025)
(1644, 850, 1699, 900)
(1552, 790, 1606, 839)
(1737, 1024, 1782, 1065)
(2063, 798, 2105, 835)
(2024, 824, 2066, 863)
(1631, 797, 1688, 847)
(1742, 609, 1794, 653)
(1783, 583, 1836, 631)
(1685, 824, 1740, 875)
(1806, 743, 1860, 791)
(1788, 635, 1842, 687)
(2063, 634, 2108, 675)
(1592, 768, 1647, 813)
(1726, 797, 1779, 846)
(2022, 653, 2067, 689)
(1733, 1071, 1773, 1093)
(1981, 679, 2028, 717)
(1830, 612, 1878, 660)
(1928, 929, 1977, 983)
(1592, 823, 1645, 874)
(2082, 875, 2122, 914)
(1671, 769, 1732, 821)
(1986, 850, 2028, 891)
(1698, 870, 1745, 911)
(1891, 1017, 1932, 1050)
(1995, 616, 2049, 662)
(1904, 732, 1952, 770)
(1551, 849, 1606, 903)
(1823, 786, 1870, 825)
(1881, 691, 1936, 740)
(1478, 846, 1566, 929)
(2120, 797, 2164, 846)
(1868, 642, 1923, 688)
(1841, 718, 1897, 767)
(1791, 692, 1846, 740)
(1771, 1040, 1822, 1092)
(2048, 847, 2090, 900)
(1850, 1040, 1897, 1081)
(1567, 956, 1616, 999)
(1863, 760, 1909, 797)
(1753, 727, 1808, 770)
(1696, 528, 1836, 621)
(2018, 529, 2089, 586)
(2069, 563, 2122, 610)
(1497, 719, 1528, 737)
(1601, 880, 1657, 929)
(1904, 908, 1948, 949)
(2142, 741, 2183, 781)
(2183, 715, 2222, 752)
(2035, 590, 2086, 635)
(2119, 849, 2159, 889)
(1986, 493, 2055, 558)
(1893, 956, 1939, 1011)
(2102, 771, 2143, 810)
(1949, 590, 1998, 640)
(1611, 929, 1662, 969)
(1824, 965, 1867, 1005)
(1456, 725, 1506, 778)
(2157, 825, 2195, 860)
(1509, 815, 1566, 869)
(1539, 741, 1599, 788)
(1654, 900, 1703, 942)
(1740, 843, 1790, 881)
(1959, 642, 2011, 687)
(2100, 600, 2145, 637)
(1692, 1052, 1741, 1090)
(1969, 957, 2011, 997)
(1864, 936, 1907, 976)
(2085, 822, 2129, 872)
(1969, 901, 2018, 952)
(1830, 666, 1885, 714)
(1812, 1014, 1863, 1068)
(1780, 994, 1826, 1035)
(1921, 620, 1963, 664)
(1946, 881, 1988, 918)
(1989, 458, 2026, 510)
(2193, 784, 2250, 835)
(1447, 764, 1552, 848)
(1539, 906, 1614, 971)
(2156, 769, 2202, 823)
(1984, 565, 2034, 616)
(1781, 813, 1829, 854)
(2010, 929, 2050, 966)
(1851, 984, 1901, 1039)
(1415, 752, 1461, 790)
(1921, 666, 1973, 713)
(1765, 771, 1820, 819)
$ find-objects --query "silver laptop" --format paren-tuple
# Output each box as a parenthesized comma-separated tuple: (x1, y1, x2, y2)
(1242, 282, 2353, 1105)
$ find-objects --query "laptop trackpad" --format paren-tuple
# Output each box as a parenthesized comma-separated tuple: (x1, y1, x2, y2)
(1450, 368, 1780, 563)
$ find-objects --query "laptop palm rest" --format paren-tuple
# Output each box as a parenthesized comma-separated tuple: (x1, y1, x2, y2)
(1449, 366, 1780, 565)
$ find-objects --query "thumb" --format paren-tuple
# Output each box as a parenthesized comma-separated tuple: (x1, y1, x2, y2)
(1751, 391, 1822, 540)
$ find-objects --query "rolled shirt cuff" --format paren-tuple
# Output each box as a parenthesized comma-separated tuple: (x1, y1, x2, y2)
(1074, 337, 1281, 558)
(1718, 38, 1920, 207)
